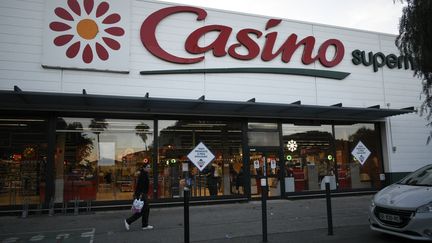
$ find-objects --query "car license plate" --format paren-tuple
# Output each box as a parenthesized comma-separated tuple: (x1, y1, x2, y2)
(379, 213, 401, 223)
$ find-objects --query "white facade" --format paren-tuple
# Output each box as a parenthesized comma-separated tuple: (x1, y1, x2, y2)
(0, 0, 430, 173)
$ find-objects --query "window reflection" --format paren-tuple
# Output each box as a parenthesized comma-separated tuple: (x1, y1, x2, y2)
(249, 151, 280, 197)
(282, 124, 334, 192)
(158, 120, 243, 198)
(55, 118, 153, 202)
(334, 124, 382, 190)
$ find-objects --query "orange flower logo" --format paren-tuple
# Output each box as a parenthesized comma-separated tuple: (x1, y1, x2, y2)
(49, 0, 125, 63)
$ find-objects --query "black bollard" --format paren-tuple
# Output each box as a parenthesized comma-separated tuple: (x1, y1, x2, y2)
(37, 203, 42, 215)
(74, 197, 79, 216)
(184, 187, 190, 243)
(325, 178, 333, 235)
(261, 178, 268, 242)
(49, 197, 55, 216)
(21, 199, 29, 218)
(182, 162, 191, 243)
(261, 157, 268, 243)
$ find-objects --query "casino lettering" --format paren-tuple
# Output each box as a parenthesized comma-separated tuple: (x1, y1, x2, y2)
(140, 6, 345, 67)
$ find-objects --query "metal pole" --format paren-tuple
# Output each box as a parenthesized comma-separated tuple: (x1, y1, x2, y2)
(49, 197, 55, 216)
(261, 156, 268, 242)
(184, 187, 190, 243)
(21, 198, 28, 218)
(325, 177, 333, 235)
(183, 163, 190, 243)
(37, 203, 42, 215)
(74, 197, 79, 216)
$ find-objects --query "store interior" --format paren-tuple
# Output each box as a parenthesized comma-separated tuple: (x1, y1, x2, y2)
(0, 117, 383, 207)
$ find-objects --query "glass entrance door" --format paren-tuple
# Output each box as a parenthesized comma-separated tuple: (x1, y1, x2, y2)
(282, 124, 336, 192)
(249, 150, 280, 198)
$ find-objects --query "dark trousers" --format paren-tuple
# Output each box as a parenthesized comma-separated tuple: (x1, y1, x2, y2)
(126, 196, 150, 227)
(207, 177, 218, 196)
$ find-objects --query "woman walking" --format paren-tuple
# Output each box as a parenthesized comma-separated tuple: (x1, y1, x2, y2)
(124, 164, 153, 230)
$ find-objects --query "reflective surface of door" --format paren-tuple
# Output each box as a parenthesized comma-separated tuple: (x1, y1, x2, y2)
(249, 150, 280, 198)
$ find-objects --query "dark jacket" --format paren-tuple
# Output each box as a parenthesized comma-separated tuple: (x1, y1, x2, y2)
(134, 169, 149, 199)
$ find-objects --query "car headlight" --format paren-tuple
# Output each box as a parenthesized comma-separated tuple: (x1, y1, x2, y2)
(417, 202, 432, 213)
(370, 199, 375, 208)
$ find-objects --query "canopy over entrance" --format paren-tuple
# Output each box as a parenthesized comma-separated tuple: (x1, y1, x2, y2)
(0, 88, 414, 121)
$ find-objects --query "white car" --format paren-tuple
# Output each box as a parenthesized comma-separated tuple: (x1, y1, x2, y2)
(369, 164, 432, 241)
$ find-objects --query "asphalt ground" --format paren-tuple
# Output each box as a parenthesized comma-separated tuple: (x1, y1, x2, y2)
(0, 195, 423, 243)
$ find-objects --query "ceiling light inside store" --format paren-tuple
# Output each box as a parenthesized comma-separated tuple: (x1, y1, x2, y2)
(161, 129, 221, 132)
(181, 124, 227, 127)
(0, 123, 28, 127)
(0, 119, 44, 122)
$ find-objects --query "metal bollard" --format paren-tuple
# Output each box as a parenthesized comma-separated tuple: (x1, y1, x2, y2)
(184, 187, 190, 243)
(261, 159, 268, 243)
(261, 177, 268, 243)
(74, 197, 79, 216)
(37, 203, 42, 215)
(182, 162, 190, 243)
(325, 177, 334, 235)
(86, 200, 92, 213)
(21, 199, 29, 218)
(49, 198, 55, 216)
(62, 202, 67, 214)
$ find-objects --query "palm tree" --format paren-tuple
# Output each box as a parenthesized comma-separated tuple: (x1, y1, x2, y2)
(89, 118, 108, 162)
(135, 122, 150, 150)
(89, 118, 108, 189)
(67, 122, 94, 163)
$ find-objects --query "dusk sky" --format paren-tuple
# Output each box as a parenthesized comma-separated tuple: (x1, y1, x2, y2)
(156, 0, 406, 34)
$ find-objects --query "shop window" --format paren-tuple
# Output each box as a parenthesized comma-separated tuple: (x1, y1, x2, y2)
(282, 124, 334, 192)
(55, 118, 153, 203)
(0, 118, 48, 206)
(158, 120, 243, 198)
(334, 124, 382, 190)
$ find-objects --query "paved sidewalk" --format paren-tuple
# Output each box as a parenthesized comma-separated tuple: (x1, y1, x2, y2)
(194, 225, 415, 243)
(0, 195, 415, 242)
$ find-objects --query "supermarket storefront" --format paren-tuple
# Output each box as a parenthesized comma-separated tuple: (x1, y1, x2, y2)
(0, 0, 427, 212)
(0, 92, 411, 210)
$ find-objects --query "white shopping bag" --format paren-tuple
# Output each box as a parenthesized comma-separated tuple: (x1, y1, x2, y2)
(131, 198, 144, 213)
